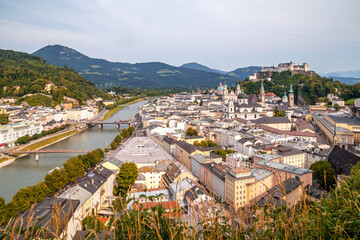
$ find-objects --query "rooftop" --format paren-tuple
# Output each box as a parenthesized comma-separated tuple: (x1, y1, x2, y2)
(114, 137, 174, 165)
(256, 160, 312, 175)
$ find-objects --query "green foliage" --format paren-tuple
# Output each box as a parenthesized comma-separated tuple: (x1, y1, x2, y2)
(240, 71, 360, 105)
(333, 103, 341, 111)
(193, 140, 218, 147)
(0, 114, 9, 125)
(110, 141, 118, 150)
(310, 161, 336, 190)
(114, 135, 122, 144)
(213, 149, 236, 159)
(199, 99, 203, 106)
(273, 106, 286, 117)
(7, 182, 51, 215)
(115, 163, 138, 198)
(16, 94, 53, 107)
(63, 157, 85, 182)
(44, 168, 68, 193)
(0, 49, 108, 103)
(82, 210, 106, 233)
(186, 127, 198, 136)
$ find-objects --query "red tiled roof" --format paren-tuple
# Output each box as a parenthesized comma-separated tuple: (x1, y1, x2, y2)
(265, 92, 276, 96)
(132, 200, 179, 210)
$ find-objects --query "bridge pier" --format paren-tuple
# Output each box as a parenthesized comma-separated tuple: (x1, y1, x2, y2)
(35, 153, 39, 161)
(116, 124, 120, 129)
(99, 124, 103, 129)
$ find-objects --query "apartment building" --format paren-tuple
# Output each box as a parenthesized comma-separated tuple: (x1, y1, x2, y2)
(225, 168, 273, 210)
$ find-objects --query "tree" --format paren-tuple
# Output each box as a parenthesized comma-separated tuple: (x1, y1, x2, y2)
(310, 161, 336, 191)
(213, 149, 236, 159)
(0, 196, 5, 220)
(128, 126, 135, 135)
(44, 168, 68, 193)
(186, 127, 198, 136)
(194, 140, 218, 147)
(273, 107, 285, 117)
(111, 141, 118, 149)
(0, 114, 9, 125)
(63, 157, 85, 182)
(334, 103, 341, 111)
(114, 135, 122, 144)
(199, 99, 203, 106)
(115, 163, 138, 198)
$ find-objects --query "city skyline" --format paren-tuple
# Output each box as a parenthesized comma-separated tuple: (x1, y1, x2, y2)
(0, 0, 359, 74)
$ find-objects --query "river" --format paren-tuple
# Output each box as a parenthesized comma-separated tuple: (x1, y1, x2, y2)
(0, 100, 147, 203)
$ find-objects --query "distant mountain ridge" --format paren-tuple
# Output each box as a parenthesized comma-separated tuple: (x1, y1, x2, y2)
(326, 76, 360, 85)
(33, 45, 260, 88)
(324, 69, 360, 78)
(180, 62, 228, 75)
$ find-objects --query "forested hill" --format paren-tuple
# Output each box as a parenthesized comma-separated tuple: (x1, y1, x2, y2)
(0, 49, 107, 103)
(33, 45, 239, 88)
(241, 71, 360, 105)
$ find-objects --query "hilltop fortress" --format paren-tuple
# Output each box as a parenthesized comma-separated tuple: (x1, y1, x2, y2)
(249, 62, 316, 82)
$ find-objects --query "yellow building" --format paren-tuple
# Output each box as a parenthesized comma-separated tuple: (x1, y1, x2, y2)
(225, 168, 273, 211)
(136, 165, 167, 189)
(183, 135, 206, 145)
(174, 141, 211, 171)
(272, 147, 306, 168)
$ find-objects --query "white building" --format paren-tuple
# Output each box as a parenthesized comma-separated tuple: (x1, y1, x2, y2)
(0, 121, 43, 145)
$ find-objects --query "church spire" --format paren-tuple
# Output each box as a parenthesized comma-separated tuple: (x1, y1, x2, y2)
(289, 84, 294, 94)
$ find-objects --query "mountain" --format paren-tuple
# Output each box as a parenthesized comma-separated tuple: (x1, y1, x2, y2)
(324, 69, 360, 78)
(227, 66, 262, 80)
(33, 45, 236, 88)
(0, 49, 106, 103)
(327, 76, 360, 85)
(180, 62, 227, 75)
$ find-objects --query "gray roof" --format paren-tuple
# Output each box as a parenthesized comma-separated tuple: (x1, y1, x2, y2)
(15, 198, 80, 239)
(257, 178, 302, 207)
(58, 185, 92, 205)
(78, 172, 107, 194)
(114, 137, 174, 165)
(252, 116, 292, 124)
(256, 160, 312, 176)
(191, 154, 211, 164)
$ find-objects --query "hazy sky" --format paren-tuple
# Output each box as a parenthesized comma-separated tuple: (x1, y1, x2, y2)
(0, 0, 359, 73)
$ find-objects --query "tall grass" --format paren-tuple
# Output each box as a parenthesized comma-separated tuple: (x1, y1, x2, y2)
(1, 170, 359, 239)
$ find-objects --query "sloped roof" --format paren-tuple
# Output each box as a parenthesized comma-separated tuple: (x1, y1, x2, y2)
(327, 146, 360, 175)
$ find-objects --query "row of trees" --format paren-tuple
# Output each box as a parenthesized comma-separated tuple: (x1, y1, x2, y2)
(108, 126, 135, 150)
(193, 140, 218, 147)
(105, 97, 141, 110)
(15, 124, 70, 145)
(0, 148, 104, 221)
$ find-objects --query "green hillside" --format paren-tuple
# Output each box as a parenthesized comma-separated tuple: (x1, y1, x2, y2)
(0, 49, 107, 103)
(241, 71, 360, 105)
(33, 45, 237, 88)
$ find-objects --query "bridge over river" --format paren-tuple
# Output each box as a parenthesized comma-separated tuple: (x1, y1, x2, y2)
(1, 149, 90, 160)
(69, 120, 131, 128)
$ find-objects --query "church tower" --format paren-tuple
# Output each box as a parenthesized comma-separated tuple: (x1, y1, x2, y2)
(288, 84, 294, 107)
(260, 80, 265, 104)
(235, 82, 241, 96)
(223, 81, 229, 95)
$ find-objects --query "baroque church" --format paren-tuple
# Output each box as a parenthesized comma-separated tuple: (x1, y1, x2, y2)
(216, 80, 295, 120)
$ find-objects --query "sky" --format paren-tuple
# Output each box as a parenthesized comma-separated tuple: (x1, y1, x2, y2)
(0, 0, 359, 74)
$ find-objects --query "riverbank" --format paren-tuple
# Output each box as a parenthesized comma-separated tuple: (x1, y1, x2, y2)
(0, 128, 82, 169)
(102, 98, 144, 120)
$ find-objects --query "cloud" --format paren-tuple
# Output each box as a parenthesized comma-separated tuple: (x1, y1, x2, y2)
(0, 0, 359, 72)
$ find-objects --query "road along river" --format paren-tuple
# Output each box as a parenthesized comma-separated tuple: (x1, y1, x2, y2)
(0, 100, 147, 203)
